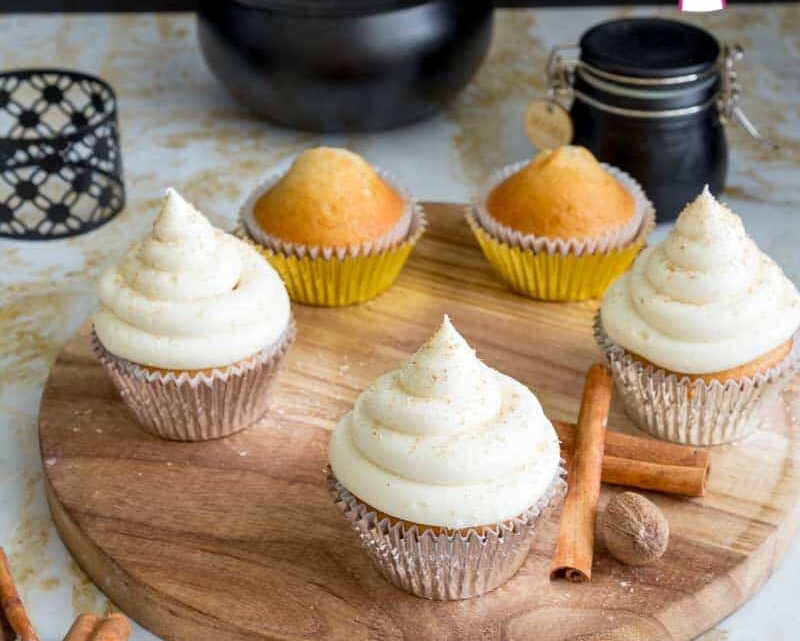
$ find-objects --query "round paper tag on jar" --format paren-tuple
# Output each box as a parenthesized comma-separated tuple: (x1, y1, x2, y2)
(524, 99, 573, 150)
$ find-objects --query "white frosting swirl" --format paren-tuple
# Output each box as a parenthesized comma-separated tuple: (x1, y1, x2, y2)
(329, 316, 560, 529)
(94, 188, 291, 370)
(602, 187, 800, 374)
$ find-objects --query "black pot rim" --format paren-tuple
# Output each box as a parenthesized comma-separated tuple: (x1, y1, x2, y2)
(210, 0, 449, 19)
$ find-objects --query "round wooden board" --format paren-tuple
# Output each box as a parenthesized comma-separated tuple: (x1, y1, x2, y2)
(40, 203, 800, 641)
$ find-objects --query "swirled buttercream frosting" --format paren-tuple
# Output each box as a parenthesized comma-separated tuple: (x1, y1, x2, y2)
(601, 187, 800, 374)
(329, 316, 560, 529)
(94, 188, 291, 370)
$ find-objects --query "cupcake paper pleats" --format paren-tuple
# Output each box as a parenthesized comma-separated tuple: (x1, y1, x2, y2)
(241, 168, 426, 307)
(595, 314, 800, 445)
(93, 321, 295, 441)
(327, 467, 566, 600)
(468, 213, 651, 302)
(469, 162, 655, 302)
(247, 212, 424, 306)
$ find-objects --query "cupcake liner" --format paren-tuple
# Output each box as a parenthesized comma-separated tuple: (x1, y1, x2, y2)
(92, 321, 295, 441)
(594, 313, 800, 445)
(327, 466, 567, 600)
(239, 168, 426, 306)
(468, 162, 655, 302)
(467, 214, 652, 302)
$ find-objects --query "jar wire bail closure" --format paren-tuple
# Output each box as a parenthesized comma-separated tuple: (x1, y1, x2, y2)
(522, 45, 579, 149)
(538, 41, 777, 150)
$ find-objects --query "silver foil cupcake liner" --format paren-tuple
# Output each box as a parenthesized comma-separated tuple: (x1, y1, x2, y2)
(92, 321, 295, 441)
(327, 466, 566, 600)
(594, 313, 800, 445)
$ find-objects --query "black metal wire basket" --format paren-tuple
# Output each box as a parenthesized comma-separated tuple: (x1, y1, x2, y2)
(0, 69, 125, 240)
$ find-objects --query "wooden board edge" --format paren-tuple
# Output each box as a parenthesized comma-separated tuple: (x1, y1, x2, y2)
(42, 429, 800, 641)
(655, 433, 800, 640)
(43, 474, 262, 641)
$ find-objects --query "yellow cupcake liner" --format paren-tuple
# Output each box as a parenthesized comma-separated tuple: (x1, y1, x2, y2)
(250, 233, 420, 306)
(467, 212, 653, 302)
(237, 205, 425, 306)
(468, 159, 655, 302)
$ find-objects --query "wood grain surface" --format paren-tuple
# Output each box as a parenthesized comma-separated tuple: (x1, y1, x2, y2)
(39, 203, 800, 641)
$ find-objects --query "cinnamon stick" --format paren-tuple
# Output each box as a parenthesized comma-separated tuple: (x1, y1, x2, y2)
(1, 613, 14, 641)
(553, 420, 710, 497)
(90, 614, 132, 641)
(0, 547, 39, 641)
(551, 365, 613, 582)
(62, 613, 130, 641)
(63, 614, 100, 641)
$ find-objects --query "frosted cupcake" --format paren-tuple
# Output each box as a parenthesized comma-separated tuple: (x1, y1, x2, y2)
(241, 147, 425, 306)
(328, 316, 564, 599)
(596, 187, 800, 445)
(94, 188, 294, 441)
(468, 146, 654, 301)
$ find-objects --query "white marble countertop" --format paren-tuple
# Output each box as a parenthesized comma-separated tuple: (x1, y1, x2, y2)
(0, 5, 798, 641)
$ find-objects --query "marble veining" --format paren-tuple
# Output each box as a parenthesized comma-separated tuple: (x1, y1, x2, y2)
(0, 6, 798, 640)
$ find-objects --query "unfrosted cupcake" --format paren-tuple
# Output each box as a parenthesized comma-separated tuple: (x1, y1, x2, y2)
(468, 145, 654, 301)
(328, 316, 564, 599)
(241, 147, 425, 306)
(94, 188, 294, 441)
(597, 187, 800, 445)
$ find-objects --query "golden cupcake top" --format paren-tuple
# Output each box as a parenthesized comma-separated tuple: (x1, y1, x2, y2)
(252, 147, 407, 247)
(486, 146, 635, 240)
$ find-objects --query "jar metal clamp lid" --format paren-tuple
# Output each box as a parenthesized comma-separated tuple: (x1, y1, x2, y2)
(542, 18, 776, 150)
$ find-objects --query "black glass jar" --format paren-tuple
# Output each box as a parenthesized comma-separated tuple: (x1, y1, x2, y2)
(552, 18, 731, 222)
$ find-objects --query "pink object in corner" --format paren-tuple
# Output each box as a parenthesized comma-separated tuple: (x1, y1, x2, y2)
(679, 0, 726, 11)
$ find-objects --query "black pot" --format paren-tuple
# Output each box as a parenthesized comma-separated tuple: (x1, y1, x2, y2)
(197, 0, 494, 132)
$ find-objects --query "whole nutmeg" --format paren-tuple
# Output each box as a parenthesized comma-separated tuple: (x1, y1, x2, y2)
(602, 492, 669, 566)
